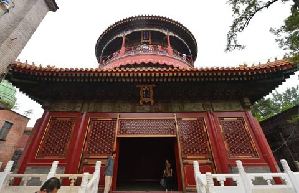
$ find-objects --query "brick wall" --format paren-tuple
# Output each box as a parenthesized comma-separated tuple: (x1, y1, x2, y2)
(0, 110, 29, 169)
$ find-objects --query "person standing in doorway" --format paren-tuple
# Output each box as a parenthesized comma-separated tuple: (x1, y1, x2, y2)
(104, 151, 116, 193)
(163, 159, 174, 192)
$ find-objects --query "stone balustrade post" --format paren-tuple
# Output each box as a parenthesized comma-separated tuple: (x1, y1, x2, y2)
(236, 160, 251, 193)
(94, 161, 101, 187)
(94, 161, 101, 175)
(0, 161, 14, 191)
(78, 172, 89, 193)
(281, 159, 299, 193)
(193, 161, 204, 193)
(47, 161, 59, 180)
(205, 172, 213, 193)
(87, 161, 101, 193)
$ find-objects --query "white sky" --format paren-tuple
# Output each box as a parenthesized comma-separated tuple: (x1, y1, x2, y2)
(15, 0, 299, 126)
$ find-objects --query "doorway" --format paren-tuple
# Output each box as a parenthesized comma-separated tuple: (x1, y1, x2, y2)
(116, 137, 178, 191)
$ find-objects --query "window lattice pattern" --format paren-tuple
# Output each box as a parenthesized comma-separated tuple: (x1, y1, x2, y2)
(219, 118, 258, 158)
(119, 119, 176, 135)
(37, 118, 75, 158)
(84, 120, 116, 156)
(178, 118, 209, 157)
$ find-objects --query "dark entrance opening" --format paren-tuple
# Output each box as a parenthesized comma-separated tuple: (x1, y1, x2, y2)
(116, 137, 178, 191)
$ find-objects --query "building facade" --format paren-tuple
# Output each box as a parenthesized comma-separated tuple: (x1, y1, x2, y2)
(0, 109, 29, 170)
(0, 0, 58, 79)
(6, 16, 298, 191)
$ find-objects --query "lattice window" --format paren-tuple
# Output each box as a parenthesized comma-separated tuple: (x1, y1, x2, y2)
(0, 121, 13, 140)
(219, 117, 258, 158)
(178, 118, 209, 157)
(119, 119, 176, 135)
(84, 120, 116, 156)
(36, 117, 75, 158)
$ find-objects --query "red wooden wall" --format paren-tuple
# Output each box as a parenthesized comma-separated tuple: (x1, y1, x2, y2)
(17, 111, 278, 190)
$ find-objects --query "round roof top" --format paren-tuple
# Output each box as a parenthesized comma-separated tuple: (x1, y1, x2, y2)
(95, 15, 198, 62)
(0, 80, 16, 109)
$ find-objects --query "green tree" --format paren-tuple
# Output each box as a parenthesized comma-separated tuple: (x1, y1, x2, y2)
(226, 0, 299, 62)
(252, 86, 299, 121)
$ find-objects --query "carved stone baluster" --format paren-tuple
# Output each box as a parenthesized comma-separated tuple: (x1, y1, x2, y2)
(22, 176, 29, 186)
(80, 172, 89, 192)
(9, 176, 14, 185)
(216, 176, 225, 186)
(232, 176, 239, 186)
(264, 176, 272, 185)
(206, 172, 214, 190)
(69, 176, 76, 186)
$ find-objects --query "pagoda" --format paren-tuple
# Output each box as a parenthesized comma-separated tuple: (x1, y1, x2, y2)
(6, 16, 297, 192)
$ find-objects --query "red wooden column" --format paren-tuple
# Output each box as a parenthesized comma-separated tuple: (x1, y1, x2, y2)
(245, 111, 278, 172)
(166, 33, 173, 56)
(65, 112, 89, 173)
(18, 111, 50, 174)
(119, 34, 126, 56)
(207, 112, 230, 173)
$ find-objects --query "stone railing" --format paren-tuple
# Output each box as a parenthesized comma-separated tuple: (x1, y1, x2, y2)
(194, 159, 299, 193)
(0, 160, 101, 193)
(101, 44, 193, 66)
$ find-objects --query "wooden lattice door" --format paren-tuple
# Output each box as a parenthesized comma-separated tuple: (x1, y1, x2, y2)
(177, 117, 215, 190)
(79, 118, 117, 187)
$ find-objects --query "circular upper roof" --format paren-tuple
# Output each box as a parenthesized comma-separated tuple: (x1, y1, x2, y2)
(95, 15, 198, 62)
(0, 80, 16, 109)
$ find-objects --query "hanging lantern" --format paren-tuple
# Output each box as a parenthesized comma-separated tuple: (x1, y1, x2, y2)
(0, 0, 14, 17)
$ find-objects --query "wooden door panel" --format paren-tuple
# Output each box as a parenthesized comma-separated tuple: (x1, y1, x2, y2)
(178, 117, 215, 190)
(184, 163, 213, 187)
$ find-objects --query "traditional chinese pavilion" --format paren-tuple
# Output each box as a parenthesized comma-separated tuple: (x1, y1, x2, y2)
(6, 16, 297, 192)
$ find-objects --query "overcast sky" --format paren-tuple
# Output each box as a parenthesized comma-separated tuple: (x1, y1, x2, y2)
(15, 0, 299, 126)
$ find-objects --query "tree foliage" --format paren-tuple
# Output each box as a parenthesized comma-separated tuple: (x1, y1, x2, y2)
(251, 86, 299, 121)
(227, 0, 299, 61)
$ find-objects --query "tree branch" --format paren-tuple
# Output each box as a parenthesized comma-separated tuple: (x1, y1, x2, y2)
(226, 0, 280, 51)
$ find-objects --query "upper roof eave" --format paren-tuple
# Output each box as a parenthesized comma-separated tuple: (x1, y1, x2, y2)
(7, 59, 297, 76)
